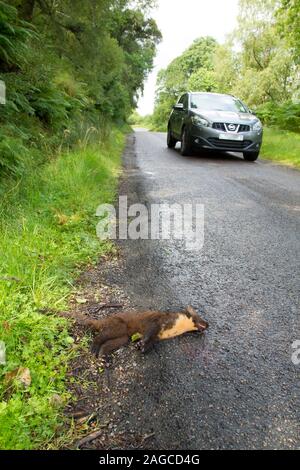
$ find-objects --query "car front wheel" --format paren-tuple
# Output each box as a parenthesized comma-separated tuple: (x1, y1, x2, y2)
(167, 127, 177, 148)
(181, 128, 193, 156)
(243, 151, 259, 161)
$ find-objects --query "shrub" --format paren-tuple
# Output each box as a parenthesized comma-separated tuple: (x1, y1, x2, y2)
(0, 132, 29, 175)
(256, 101, 300, 132)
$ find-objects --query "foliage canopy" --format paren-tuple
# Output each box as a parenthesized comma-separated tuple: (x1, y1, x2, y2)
(0, 0, 161, 175)
(151, 0, 299, 132)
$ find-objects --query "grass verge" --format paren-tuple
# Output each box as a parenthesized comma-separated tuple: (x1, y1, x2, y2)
(260, 127, 300, 168)
(0, 127, 125, 449)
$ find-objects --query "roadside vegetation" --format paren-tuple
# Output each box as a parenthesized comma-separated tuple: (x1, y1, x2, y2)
(261, 128, 300, 167)
(130, 0, 300, 167)
(0, 0, 160, 449)
(0, 127, 124, 450)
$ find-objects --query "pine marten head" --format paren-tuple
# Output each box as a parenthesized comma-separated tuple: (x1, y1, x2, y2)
(185, 306, 209, 332)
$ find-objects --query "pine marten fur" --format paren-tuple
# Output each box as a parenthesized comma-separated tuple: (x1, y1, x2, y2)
(65, 306, 208, 357)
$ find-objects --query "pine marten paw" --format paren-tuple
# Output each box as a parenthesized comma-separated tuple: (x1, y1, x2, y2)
(91, 339, 101, 357)
(136, 340, 153, 354)
(135, 340, 148, 353)
(135, 340, 144, 351)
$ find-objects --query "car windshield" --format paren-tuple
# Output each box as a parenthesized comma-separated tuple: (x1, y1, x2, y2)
(190, 94, 248, 113)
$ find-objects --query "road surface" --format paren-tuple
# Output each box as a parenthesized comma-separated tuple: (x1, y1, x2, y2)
(104, 130, 300, 449)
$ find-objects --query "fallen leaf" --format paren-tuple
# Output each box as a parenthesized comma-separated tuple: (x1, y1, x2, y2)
(17, 368, 31, 388)
(76, 298, 88, 304)
(55, 212, 69, 225)
(5, 367, 31, 388)
(131, 332, 142, 343)
(2, 321, 10, 331)
(49, 394, 64, 407)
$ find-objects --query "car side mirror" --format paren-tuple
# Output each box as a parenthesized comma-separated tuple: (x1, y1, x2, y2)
(173, 103, 184, 111)
(248, 108, 256, 116)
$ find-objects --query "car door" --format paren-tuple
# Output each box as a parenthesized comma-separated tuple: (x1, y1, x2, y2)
(173, 94, 188, 138)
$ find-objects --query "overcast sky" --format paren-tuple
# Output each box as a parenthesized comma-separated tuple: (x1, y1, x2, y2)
(138, 0, 239, 115)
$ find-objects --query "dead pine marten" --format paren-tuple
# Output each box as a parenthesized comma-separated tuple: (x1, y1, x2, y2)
(68, 306, 209, 357)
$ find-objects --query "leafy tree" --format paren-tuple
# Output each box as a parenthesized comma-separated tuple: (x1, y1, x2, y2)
(188, 69, 217, 93)
(212, 43, 240, 94)
(152, 36, 217, 128)
(109, 4, 162, 112)
(0, 0, 161, 175)
(151, 0, 299, 132)
(232, 0, 298, 106)
(276, 0, 300, 61)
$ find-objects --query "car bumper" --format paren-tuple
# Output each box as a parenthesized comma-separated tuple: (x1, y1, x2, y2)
(190, 125, 263, 153)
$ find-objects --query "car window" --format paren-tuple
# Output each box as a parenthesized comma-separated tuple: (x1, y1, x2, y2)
(178, 94, 188, 108)
(190, 94, 248, 113)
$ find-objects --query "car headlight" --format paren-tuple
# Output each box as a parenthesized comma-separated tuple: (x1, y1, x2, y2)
(192, 115, 209, 127)
(253, 120, 262, 131)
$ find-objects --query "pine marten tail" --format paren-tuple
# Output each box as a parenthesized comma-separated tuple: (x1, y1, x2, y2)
(58, 310, 129, 357)
(58, 310, 104, 330)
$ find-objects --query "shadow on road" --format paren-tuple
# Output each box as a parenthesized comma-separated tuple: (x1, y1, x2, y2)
(170, 145, 252, 164)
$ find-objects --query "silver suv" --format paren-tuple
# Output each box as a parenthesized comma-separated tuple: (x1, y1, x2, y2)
(167, 92, 263, 161)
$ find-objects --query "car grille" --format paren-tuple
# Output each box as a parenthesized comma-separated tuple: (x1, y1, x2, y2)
(239, 124, 251, 132)
(208, 138, 252, 150)
(212, 123, 251, 133)
(212, 122, 226, 131)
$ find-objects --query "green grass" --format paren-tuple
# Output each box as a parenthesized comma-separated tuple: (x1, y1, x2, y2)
(0, 127, 124, 449)
(260, 127, 300, 168)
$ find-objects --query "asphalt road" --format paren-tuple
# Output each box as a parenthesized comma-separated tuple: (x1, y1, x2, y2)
(105, 130, 300, 449)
